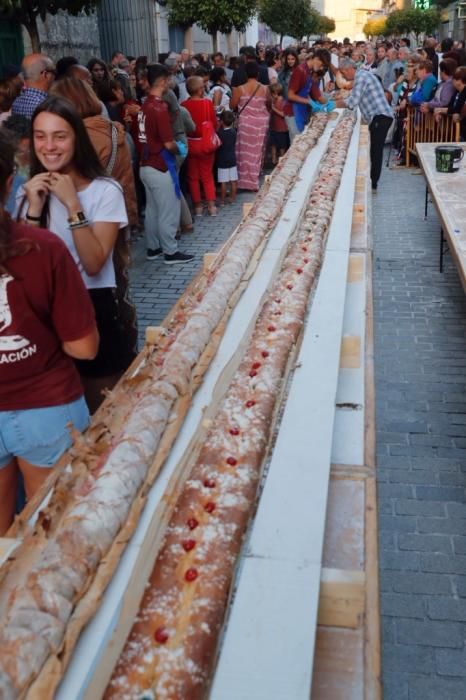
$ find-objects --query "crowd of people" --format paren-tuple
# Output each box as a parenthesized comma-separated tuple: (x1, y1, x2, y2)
(0, 33, 465, 530)
(345, 36, 466, 165)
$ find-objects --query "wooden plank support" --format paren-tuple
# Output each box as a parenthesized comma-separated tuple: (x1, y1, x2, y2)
(203, 252, 217, 270)
(144, 325, 166, 346)
(364, 477, 382, 697)
(242, 202, 253, 217)
(318, 568, 365, 629)
(0, 538, 21, 567)
(340, 335, 361, 369)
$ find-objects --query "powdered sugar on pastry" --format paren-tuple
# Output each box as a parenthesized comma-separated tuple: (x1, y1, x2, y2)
(106, 112, 356, 700)
(0, 116, 331, 699)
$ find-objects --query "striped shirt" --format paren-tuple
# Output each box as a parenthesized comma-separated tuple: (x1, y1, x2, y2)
(346, 69, 393, 124)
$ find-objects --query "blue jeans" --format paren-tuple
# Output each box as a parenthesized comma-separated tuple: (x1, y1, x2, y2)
(0, 396, 89, 468)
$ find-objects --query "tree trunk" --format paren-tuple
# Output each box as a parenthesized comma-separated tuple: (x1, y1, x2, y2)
(226, 31, 234, 58)
(184, 26, 193, 53)
(25, 16, 41, 53)
(211, 31, 219, 53)
(280, 33, 283, 47)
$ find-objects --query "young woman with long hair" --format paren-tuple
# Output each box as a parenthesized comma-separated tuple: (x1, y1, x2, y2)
(50, 77, 138, 227)
(15, 96, 134, 413)
(0, 128, 98, 533)
(278, 49, 299, 139)
(87, 57, 111, 89)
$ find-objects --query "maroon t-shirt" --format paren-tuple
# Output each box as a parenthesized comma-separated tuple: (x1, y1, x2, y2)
(284, 63, 322, 117)
(138, 94, 174, 172)
(0, 222, 96, 410)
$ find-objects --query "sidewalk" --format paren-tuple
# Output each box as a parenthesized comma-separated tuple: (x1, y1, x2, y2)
(373, 162, 466, 699)
(129, 191, 255, 347)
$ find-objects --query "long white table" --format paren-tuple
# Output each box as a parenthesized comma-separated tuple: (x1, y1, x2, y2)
(417, 143, 466, 287)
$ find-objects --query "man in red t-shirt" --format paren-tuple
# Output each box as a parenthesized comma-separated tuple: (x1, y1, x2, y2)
(139, 63, 194, 265)
(285, 52, 329, 141)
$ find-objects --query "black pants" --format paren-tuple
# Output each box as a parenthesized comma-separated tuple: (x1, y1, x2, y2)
(369, 114, 393, 187)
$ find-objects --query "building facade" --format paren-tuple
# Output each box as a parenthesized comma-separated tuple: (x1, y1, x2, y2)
(438, 2, 466, 39)
(313, 0, 385, 40)
(1, 1, 272, 69)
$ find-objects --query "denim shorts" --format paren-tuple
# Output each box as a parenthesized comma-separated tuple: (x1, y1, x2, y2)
(0, 396, 89, 469)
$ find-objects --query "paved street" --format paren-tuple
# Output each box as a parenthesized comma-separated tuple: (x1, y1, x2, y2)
(129, 159, 466, 698)
(129, 191, 255, 348)
(374, 164, 466, 699)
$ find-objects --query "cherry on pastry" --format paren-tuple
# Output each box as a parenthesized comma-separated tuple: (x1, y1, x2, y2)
(268, 325, 276, 332)
(252, 362, 261, 370)
(261, 350, 269, 358)
(249, 370, 257, 377)
(187, 518, 199, 530)
(245, 399, 256, 408)
(185, 568, 198, 582)
(204, 502, 216, 513)
(229, 428, 240, 436)
(204, 478, 216, 488)
(286, 284, 293, 290)
(226, 456, 237, 466)
(296, 268, 303, 274)
(154, 626, 169, 644)
(182, 539, 196, 552)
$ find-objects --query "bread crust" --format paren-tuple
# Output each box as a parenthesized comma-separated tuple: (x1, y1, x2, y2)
(106, 113, 356, 700)
(0, 116, 332, 700)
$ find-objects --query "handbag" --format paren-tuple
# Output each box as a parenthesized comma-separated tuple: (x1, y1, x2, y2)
(104, 121, 138, 368)
(200, 100, 221, 154)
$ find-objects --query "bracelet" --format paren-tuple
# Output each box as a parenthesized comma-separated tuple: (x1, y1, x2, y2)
(69, 219, 90, 230)
(26, 213, 41, 222)
(67, 210, 87, 226)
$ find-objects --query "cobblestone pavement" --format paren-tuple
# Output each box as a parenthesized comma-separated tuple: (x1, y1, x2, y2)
(129, 191, 255, 348)
(373, 163, 466, 699)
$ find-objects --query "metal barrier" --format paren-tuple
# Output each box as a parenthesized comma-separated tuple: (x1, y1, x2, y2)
(405, 105, 461, 166)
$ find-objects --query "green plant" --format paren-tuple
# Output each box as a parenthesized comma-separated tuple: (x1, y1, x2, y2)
(168, 0, 257, 51)
(363, 16, 388, 37)
(259, 0, 323, 43)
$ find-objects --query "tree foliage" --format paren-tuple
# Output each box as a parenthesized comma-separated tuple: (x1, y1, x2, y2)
(317, 15, 336, 35)
(363, 16, 387, 37)
(0, 0, 98, 52)
(385, 7, 440, 39)
(167, 0, 257, 37)
(258, 0, 321, 41)
(430, 0, 451, 9)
